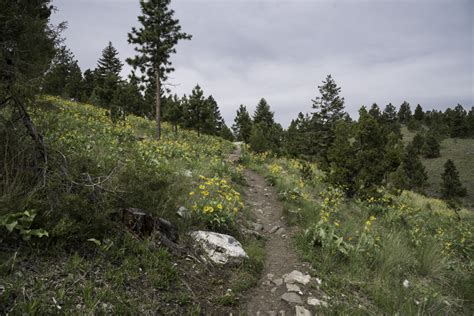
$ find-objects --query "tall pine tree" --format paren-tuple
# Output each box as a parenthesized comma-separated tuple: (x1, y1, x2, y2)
(441, 159, 467, 199)
(127, 0, 191, 140)
(232, 104, 253, 143)
(310, 75, 346, 163)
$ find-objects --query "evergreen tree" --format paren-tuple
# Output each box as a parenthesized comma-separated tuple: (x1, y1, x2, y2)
(468, 107, 474, 137)
(400, 144, 428, 190)
(381, 103, 401, 136)
(327, 121, 357, 195)
(96, 42, 123, 81)
(80, 69, 96, 102)
(310, 74, 346, 162)
(184, 85, 207, 136)
(354, 108, 386, 194)
(398, 101, 412, 124)
(421, 132, 440, 158)
(162, 94, 183, 133)
(1, 0, 57, 162)
(112, 78, 146, 118)
(284, 112, 309, 158)
(232, 105, 253, 143)
(127, 0, 191, 140)
(445, 104, 468, 138)
(368, 103, 382, 121)
(441, 159, 467, 199)
(382, 103, 398, 122)
(253, 98, 275, 127)
(219, 122, 234, 141)
(411, 132, 425, 154)
(249, 123, 270, 153)
(64, 61, 83, 100)
(43, 46, 82, 98)
(414, 104, 424, 121)
(383, 132, 404, 177)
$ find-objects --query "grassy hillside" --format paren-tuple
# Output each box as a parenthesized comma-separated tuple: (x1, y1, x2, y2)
(0, 96, 261, 314)
(401, 126, 474, 210)
(241, 148, 474, 314)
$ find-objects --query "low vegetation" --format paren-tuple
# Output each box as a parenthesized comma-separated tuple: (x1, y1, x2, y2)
(241, 147, 473, 314)
(0, 97, 259, 314)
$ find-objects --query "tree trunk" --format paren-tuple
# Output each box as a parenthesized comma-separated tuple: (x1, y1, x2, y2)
(155, 71, 161, 140)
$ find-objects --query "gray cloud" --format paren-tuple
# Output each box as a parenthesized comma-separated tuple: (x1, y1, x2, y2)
(51, 0, 473, 126)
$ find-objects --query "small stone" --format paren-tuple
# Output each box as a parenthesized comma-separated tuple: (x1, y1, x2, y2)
(286, 283, 301, 293)
(284, 270, 311, 285)
(256, 208, 264, 214)
(315, 277, 322, 286)
(307, 297, 328, 307)
(281, 292, 303, 304)
(267, 311, 277, 316)
(177, 206, 189, 218)
(271, 286, 278, 293)
(269, 225, 280, 233)
(403, 279, 410, 288)
(267, 273, 275, 280)
(276, 227, 286, 235)
(278, 311, 286, 316)
(295, 305, 312, 316)
(251, 222, 264, 231)
(272, 278, 284, 286)
(264, 193, 270, 197)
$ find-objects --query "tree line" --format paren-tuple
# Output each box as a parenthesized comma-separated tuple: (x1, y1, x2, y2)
(233, 75, 471, 201)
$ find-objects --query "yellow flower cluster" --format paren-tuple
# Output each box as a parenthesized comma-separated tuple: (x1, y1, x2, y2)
(189, 175, 243, 219)
(269, 163, 283, 175)
(319, 187, 344, 224)
(364, 215, 377, 231)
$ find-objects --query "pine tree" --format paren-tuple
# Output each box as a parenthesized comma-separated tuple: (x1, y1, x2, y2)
(43, 46, 81, 98)
(253, 98, 275, 127)
(163, 94, 183, 133)
(421, 132, 440, 158)
(327, 121, 357, 195)
(184, 85, 207, 136)
(284, 113, 309, 158)
(382, 103, 401, 136)
(411, 133, 425, 154)
(368, 103, 382, 121)
(383, 132, 404, 176)
(64, 61, 83, 101)
(1, 0, 57, 163)
(354, 108, 386, 195)
(127, 0, 191, 140)
(441, 159, 467, 199)
(249, 123, 270, 153)
(96, 42, 123, 81)
(310, 74, 346, 162)
(80, 69, 96, 102)
(398, 101, 412, 124)
(401, 144, 428, 190)
(445, 104, 468, 138)
(414, 104, 424, 121)
(232, 105, 253, 143)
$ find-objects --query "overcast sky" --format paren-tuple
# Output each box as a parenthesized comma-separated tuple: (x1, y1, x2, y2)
(51, 0, 473, 127)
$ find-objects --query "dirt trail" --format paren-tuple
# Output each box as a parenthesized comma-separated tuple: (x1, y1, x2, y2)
(230, 144, 315, 315)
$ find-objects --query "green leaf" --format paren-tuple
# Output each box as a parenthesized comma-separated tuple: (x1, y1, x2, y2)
(87, 238, 101, 246)
(5, 220, 18, 232)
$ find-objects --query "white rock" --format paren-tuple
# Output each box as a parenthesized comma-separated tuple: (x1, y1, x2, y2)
(286, 283, 301, 293)
(315, 277, 322, 286)
(281, 292, 303, 304)
(272, 278, 284, 286)
(189, 231, 248, 265)
(284, 270, 311, 285)
(307, 297, 328, 307)
(295, 305, 312, 316)
(177, 206, 189, 218)
(269, 225, 280, 233)
(403, 279, 410, 288)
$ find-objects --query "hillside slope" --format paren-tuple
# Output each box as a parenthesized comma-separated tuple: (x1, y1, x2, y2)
(0, 97, 261, 314)
(241, 147, 473, 314)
